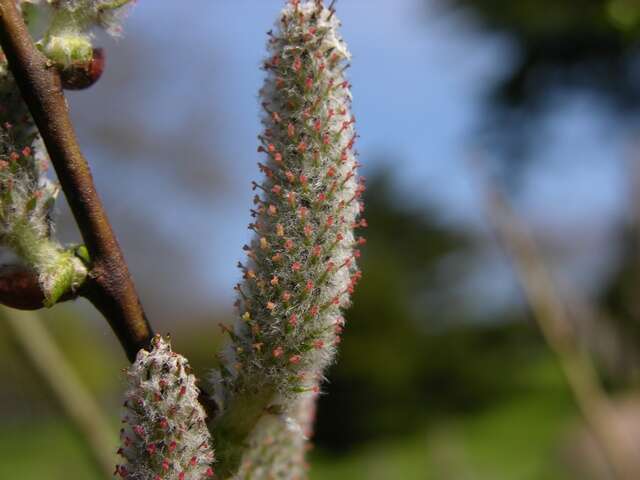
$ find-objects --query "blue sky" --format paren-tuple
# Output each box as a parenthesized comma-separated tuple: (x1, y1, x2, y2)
(62, 0, 632, 323)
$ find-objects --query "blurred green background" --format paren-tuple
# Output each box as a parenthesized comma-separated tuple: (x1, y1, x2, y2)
(4, 0, 640, 479)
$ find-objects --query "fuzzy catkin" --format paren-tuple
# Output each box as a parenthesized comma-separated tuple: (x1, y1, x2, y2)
(209, 1, 364, 476)
(0, 55, 86, 305)
(116, 336, 215, 480)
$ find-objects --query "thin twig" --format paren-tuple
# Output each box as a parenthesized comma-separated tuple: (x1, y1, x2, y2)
(3, 307, 117, 478)
(475, 165, 639, 480)
(0, 0, 152, 361)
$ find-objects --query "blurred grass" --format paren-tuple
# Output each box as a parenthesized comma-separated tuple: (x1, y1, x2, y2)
(0, 345, 575, 480)
(310, 354, 574, 480)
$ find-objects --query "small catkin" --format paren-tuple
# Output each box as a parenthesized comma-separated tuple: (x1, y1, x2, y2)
(116, 335, 216, 480)
(0, 54, 86, 306)
(209, 1, 365, 476)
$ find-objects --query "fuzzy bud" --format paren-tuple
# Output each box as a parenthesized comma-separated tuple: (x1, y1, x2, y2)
(116, 336, 215, 480)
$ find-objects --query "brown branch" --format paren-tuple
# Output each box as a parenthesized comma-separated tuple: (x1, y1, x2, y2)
(0, 0, 153, 361)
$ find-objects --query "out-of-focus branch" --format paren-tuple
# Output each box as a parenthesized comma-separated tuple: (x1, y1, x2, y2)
(475, 166, 639, 480)
(3, 307, 117, 478)
(0, 0, 152, 361)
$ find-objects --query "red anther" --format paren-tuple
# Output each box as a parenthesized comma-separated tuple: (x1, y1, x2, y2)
(282, 291, 292, 302)
(274, 152, 283, 163)
(267, 144, 276, 153)
(276, 78, 286, 89)
(206, 467, 215, 477)
(162, 458, 170, 471)
(288, 123, 296, 138)
(179, 472, 185, 480)
(169, 441, 177, 452)
(285, 239, 294, 251)
(266, 301, 276, 310)
(354, 250, 361, 258)
(317, 192, 326, 202)
(304, 224, 313, 237)
(293, 57, 302, 72)
(332, 296, 341, 305)
(313, 385, 321, 393)
(299, 174, 308, 185)
(327, 167, 336, 177)
(309, 305, 319, 317)
(325, 216, 334, 227)
(9, 151, 19, 162)
(21, 146, 31, 157)
(273, 346, 284, 358)
(159, 418, 169, 430)
(336, 232, 344, 241)
(272, 111, 282, 123)
(314, 119, 322, 132)
(357, 237, 367, 245)
(146, 443, 157, 455)
(314, 340, 324, 350)
(298, 206, 309, 218)
(291, 262, 301, 272)
(289, 355, 302, 364)
(326, 261, 335, 272)
(289, 314, 298, 326)
(179, 385, 187, 396)
(268, 204, 277, 215)
(285, 171, 295, 183)
(287, 191, 297, 206)
(312, 245, 322, 257)
(133, 425, 145, 437)
(305, 76, 314, 90)
(271, 276, 279, 286)
(322, 134, 330, 145)
(271, 184, 282, 195)
(306, 280, 314, 292)
(297, 141, 307, 153)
